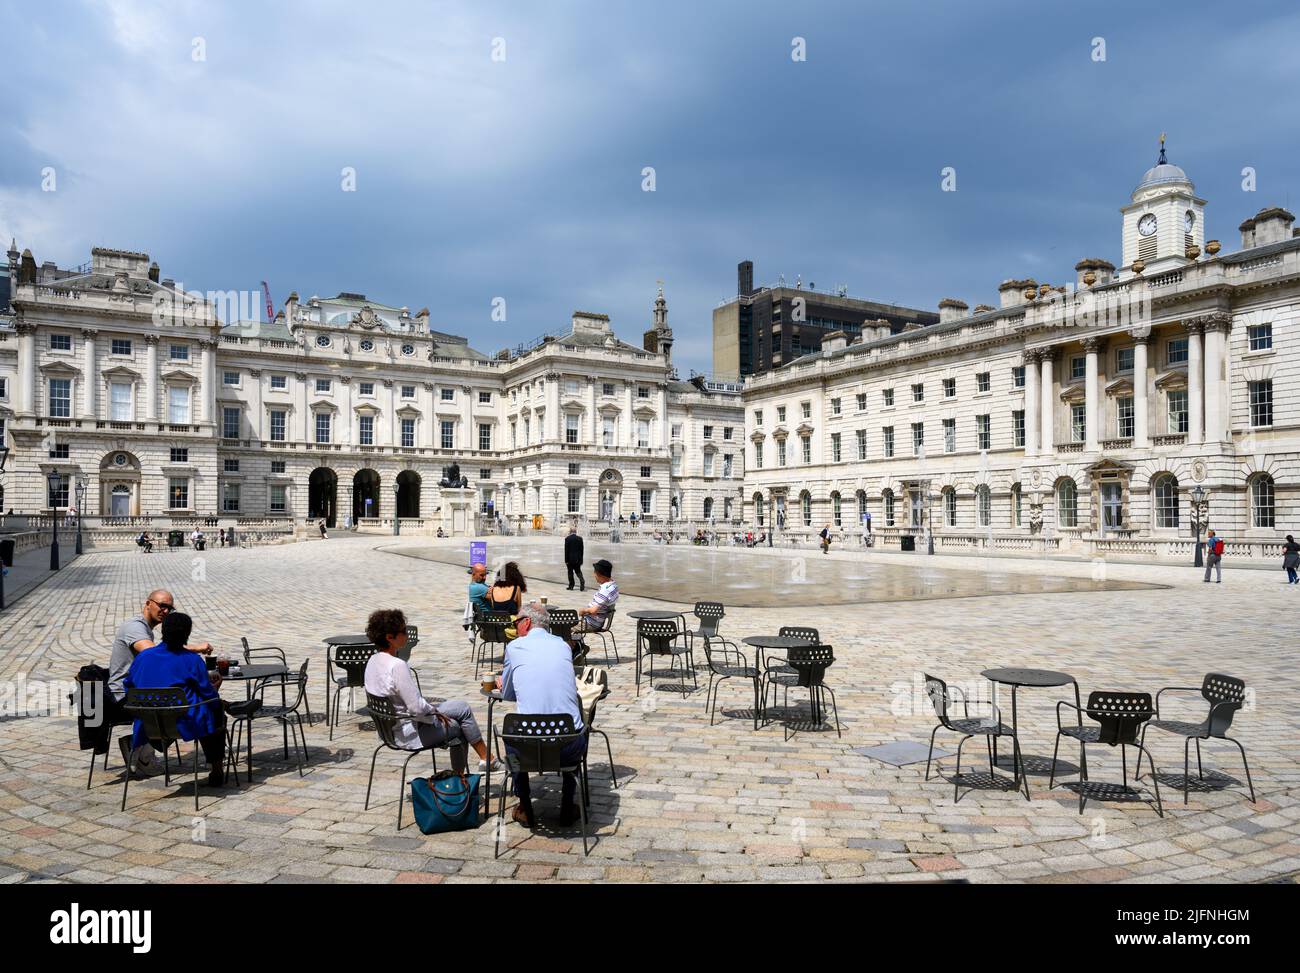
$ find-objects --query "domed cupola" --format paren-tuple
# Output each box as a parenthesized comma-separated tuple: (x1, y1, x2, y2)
(1120, 135, 1206, 275)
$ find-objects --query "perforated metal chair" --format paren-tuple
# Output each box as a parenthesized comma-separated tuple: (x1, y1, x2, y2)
(581, 607, 619, 665)
(121, 689, 224, 812)
(474, 612, 513, 679)
(1138, 672, 1255, 804)
(923, 672, 1019, 802)
(240, 636, 314, 737)
(330, 644, 377, 740)
(635, 618, 694, 696)
(761, 625, 819, 720)
(783, 644, 841, 739)
(494, 713, 589, 857)
(226, 660, 311, 783)
(1053, 691, 1163, 816)
(547, 608, 579, 657)
(364, 691, 466, 830)
(696, 611, 759, 730)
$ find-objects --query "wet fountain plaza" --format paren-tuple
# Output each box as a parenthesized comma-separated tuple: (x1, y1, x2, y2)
(395, 539, 1162, 607)
(0, 534, 1295, 885)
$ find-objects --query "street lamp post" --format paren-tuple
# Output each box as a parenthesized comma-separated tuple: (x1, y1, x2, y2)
(393, 482, 401, 536)
(1190, 485, 1208, 567)
(925, 482, 936, 556)
(0, 445, 9, 609)
(75, 476, 87, 556)
(48, 469, 62, 571)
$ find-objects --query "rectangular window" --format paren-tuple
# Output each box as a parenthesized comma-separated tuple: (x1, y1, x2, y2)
(568, 487, 581, 514)
(169, 448, 188, 463)
(1070, 356, 1086, 380)
(168, 386, 189, 423)
(402, 418, 416, 448)
(480, 422, 492, 450)
(703, 453, 714, 477)
(510, 422, 517, 447)
(754, 442, 764, 469)
(49, 443, 70, 459)
(1167, 337, 1188, 366)
(671, 423, 682, 440)
(637, 386, 649, 399)
(269, 484, 286, 513)
(222, 407, 240, 439)
(637, 420, 650, 448)
(48, 379, 71, 417)
(441, 388, 455, 401)
(271, 460, 286, 473)
(1248, 323, 1272, 351)
(943, 378, 956, 398)
(831, 433, 842, 461)
(640, 489, 652, 514)
(223, 459, 239, 473)
(1116, 347, 1135, 373)
(315, 412, 331, 443)
(110, 382, 132, 421)
(801, 437, 811, 464)
(565, 414, 580, 444)
(1117, 397, 1135, 439)
(976, 372, 990, 393)
(169, 477, 189, 510)
(776, 406, 786, 423)
(703, 424, 714, 440)
(315, 378, 331, 393)
(50, 333, 72, 351)
(602, 418, 615, 447)
(480, 468, 492, 480)
(977, 414, 991, 451)
(111, 338, 132, 356)
(479, 391, 492, 404)
(222, 483, 240, 513)
(523, 419, 530, 443)
(565, 379, 580, 395)
(603, 383, 615, 397)
(1168, 390, 1189, 433)
(883, 426, 895, 458)
(912, 383, 924, 403)
(943, 418, 956, 453)
(1013, 366, 1025, 389)
(360, 382, 374, 396)
(1071, 403, 1086, 442)
(856, 429, 867, 460)
(754, 409, 763, 426)
(270, 374, 286, 390)
(270, 410, 286, 441)
(359, 415, 374, 445)
(568, 462, 580, 475)
(1013, 410, 1025, 448)
(169, 344, 189, 361)
(1249, 380, 1273, 428)
(883, 388, 894, 408)
(856, 392, 867, 412)
(723, 454, 733, 478)
(441, 420, 455, 449)
(830, 398, 841, 416)
(777, 440, 787, 467)
(223, 371, 239, 386)
(911, 422, 924, 456)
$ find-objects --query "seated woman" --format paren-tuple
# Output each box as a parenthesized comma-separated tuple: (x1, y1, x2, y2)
(486, 561, 527, 615)
(363, 608, 496, 772)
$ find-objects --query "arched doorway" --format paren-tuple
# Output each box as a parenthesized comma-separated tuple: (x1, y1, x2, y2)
(354, 469, 381, 522)
(309, 468, 338, 527)
(100, 450, 142, 518)
(598, 468, 622, 521)
(396, 470, 421, 518)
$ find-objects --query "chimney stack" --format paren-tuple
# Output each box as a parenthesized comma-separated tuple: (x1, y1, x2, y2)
(1250, 207, 1295, 246)
(1074, 258, 1115, 288)
(938, 298, 969, 324)
(998, 278, 1035, 309)
(821, 330, 849, 353)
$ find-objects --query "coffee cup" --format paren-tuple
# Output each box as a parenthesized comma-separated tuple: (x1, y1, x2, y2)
(481, 674, 498, 693)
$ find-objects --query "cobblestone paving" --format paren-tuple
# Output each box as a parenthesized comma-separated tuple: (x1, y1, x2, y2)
(0, 535, 1296, 884)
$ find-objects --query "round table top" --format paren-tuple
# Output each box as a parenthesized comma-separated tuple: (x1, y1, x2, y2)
(628, 610, 685, 620)
(982, 667, 1075, 688)
(323, 634, 372, 646)
(743, 635, 813, 649)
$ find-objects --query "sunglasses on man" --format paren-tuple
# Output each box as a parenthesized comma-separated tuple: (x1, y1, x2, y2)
(148, 598, 175, 613)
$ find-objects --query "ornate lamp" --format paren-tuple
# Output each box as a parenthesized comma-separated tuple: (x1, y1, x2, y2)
(47, 469, 62, 571)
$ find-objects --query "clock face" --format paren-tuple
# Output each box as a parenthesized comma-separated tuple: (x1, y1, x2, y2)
(1184, 210, 1195, 233)
(1138, 214, 1158, 237)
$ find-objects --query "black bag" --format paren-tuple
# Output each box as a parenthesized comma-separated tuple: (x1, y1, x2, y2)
(73, 664, 115, 754)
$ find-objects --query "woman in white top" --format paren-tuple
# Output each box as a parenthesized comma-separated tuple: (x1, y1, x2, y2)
(362, 608, 494, 772)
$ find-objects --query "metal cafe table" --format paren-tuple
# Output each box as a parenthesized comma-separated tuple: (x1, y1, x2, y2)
(323, 634, 373, 723)
(743, 635, 819, 724)
(218, 662, 289, 781)
(980, 667, 1080, 800)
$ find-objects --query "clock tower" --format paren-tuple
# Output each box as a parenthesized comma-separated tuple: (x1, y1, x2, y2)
(1120, 136, 1206, 275)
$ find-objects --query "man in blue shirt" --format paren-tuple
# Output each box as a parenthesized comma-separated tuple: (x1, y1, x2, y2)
(124, 612, 228, 787)
(497, 602, 586, 829)
(468, 562, 491, 613)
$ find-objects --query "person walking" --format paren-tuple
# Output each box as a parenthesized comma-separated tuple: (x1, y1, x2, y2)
(819, 523, 832, 554)
(1203, 529, 1224, 583)
(564, 524, 585, 591)
(1283, 534, 1300, 585)
(318, 519, 328, 539)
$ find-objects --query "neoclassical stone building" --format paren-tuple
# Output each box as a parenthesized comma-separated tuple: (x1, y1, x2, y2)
(0, 251, 745, 534)
(742, 148, 1298, 559)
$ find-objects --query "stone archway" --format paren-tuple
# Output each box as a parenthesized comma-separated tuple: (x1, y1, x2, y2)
(598, 468, 622, 521)
(308, 468, 338, 527)
(396, 469, 421, 518)
(353, 468, 381, 522)
(99, 450, 142, 518)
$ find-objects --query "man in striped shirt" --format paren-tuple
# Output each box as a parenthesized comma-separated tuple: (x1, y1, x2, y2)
(574, 559, 618, 651)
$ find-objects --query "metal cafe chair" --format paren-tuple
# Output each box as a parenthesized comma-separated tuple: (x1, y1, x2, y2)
(1138, 672, 1255, 804)
(74, 673, 136, 790)
(1053, 691, 1163, 817)
(495, 713, 590, 857)
(698, 623, 760, 730)
(784, 644, 841, 739)
(547, 608, 579, 657)
(240, 636, 314, 735)
(364, 692, 467, 831)
(121, 689, 224, 812)
(923, 672, 1020, 802)
(330, 644, 377, 740)
(225, 660, 312, 783)
(474, 612, 513, 680)
(635, 618, 694, 696)
(760, 625, 819, 720)
(582, 607, 620, 665)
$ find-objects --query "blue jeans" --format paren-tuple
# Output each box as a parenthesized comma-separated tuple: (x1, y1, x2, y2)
(508, 735, 588, 817)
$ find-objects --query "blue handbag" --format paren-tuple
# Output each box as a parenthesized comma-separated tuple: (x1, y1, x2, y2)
(410, 771, 481, 834)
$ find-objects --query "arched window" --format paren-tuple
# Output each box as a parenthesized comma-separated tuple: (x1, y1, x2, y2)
(1251, 474, 1275, 528)
(830, 491, 842, 526)
(856, 490, 868, 521)
(800, 490, 812, 526)
(977, 484, 991, 528)
(723, 497, 732, 520)
(882, 489, 896, 527)
(943, 487, 957, 527)
(703, 497, 713, 520)
(1057, 479, 1078, 528)
(753, 492, 765, 527)
(1011, 483, 1022, 527)
(1153, 474, 1179, 529)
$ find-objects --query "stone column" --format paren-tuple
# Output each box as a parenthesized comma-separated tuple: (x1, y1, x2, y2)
(1039, 349, 1057, 454)
(1202, 313, 1230, 443)
(249, 369, 263, 441)
(587, 381, 597, 443)
(462, 384, 474, 450)
(15, 323, 36, 416)
(657, 383, 668, 449)
(423, 383, 436, 447)
(1186, 321, 1204, 445)
(295, 372, 310, 442)
(198, 337, 218, 426)
(1083, 337, 1101, 452)
(1132, 334, 1150, 447)
(387, 380, 398, 446)
(81, 329, 98, 418)
(1023, 350, 1040, 455)
(547, 374, 560, 442)
(339, 376, 352, 446)
(145, 334, 160, 422)
(622, 384, 634, 447)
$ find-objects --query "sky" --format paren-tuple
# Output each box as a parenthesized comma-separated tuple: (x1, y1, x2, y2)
(3, 0, 1300, 375)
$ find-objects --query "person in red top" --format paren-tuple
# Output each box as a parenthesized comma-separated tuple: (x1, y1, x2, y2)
(1203, 529, 1223, 583)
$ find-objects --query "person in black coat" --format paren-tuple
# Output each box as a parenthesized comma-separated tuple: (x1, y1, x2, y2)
(564, 525, 585, 591)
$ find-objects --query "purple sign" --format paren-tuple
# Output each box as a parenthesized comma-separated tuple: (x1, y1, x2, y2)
(470, 541, 487, 567)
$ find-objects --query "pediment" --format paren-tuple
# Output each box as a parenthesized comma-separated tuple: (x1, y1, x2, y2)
(1058, 382, 1085, 404)
(101, 365, 142, 381)
(1105, 377, 1134, 396)
(310, 398, 339, 412)
(38, 360, 81, 376)
(395, 404, 422, 418)
(1154, 369, 1187, 391)
(160, 367, 197, 383)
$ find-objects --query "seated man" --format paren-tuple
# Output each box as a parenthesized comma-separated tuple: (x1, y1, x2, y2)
(497, 603, 586, 828)
(573, 559, 618, 657)
(123, 612, 227, 786)
(467, 562, 491, 615)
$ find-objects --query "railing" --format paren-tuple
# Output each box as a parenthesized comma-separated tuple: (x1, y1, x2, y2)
(1152, 433, 1186, 446)
(1057, 442, 1084, 453)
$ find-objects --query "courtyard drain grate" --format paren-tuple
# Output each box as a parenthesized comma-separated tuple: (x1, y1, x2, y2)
(853, 740, 951, 767)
